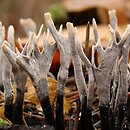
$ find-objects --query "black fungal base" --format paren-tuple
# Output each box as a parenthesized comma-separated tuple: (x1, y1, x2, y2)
(109, 109, 115, 130)
(80, 96, 94, 130)
(4, 103, 13, 122)
(99, 106, 110, 130)
(56, 93, 64, 130)
(13, 92, 24, 124)
(114, 104, 128, 130)
(40, 96, 55, 127)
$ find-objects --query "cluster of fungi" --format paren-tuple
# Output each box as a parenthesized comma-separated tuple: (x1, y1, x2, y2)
(0, 10, 130, 130)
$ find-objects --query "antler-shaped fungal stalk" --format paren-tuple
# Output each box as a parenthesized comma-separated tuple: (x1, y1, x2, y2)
(74, 26, 95, 129)
(67, 23, 85, 102)
(74, 27, 94, 108)
(0, 22, 5, 91)
(67, 23, 94, 130)
(108, 10, 130, 129)
(108, 10, 121, 43)
(2, 25, 15, 121)
(44, 13, 71, 130)
(84, 22, 90, 57)
(2, 28, 29, 124)
(113, 27, 130, 130)
(92, 11, 130, 130)
(16, 31, 56, 127)
(2, 42, 27, 124)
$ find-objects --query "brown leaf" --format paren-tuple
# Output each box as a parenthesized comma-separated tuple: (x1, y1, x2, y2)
(24, 77, 71, 114)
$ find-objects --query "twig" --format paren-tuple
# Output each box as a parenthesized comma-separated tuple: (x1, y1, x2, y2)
(65, 91, 78, 97)
(22, 115, 28, 127)
(68, 94, 79, 101)
(69, 98, 79, 104)
(23, 112, 44, 120)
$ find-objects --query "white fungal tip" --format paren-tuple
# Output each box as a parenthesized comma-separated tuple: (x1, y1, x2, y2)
(97, 38, 101, 46)
(92, 18, 96, 25)
(127, 24, 130, 31)
(92, 18, 98, 29)
(8, 25, 15, 34)
(74, 27, 78, 35)
(59, 24, 63, 33)
(108, 9, 116, 15)
(16, 47, 20, 54)
(66, 22, 73, 28)
(2, 41, 8, 52)
(18, 37, 21, 43)
(44, 12, 52, 23)
(66, 22, 74, 35)
(37, 24, 43, 38)
(2, 26, 5, 32)
(20, 18, 32, 24)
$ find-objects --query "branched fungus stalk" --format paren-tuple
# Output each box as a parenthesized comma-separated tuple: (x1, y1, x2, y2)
(2, 25, 15, 121)
(44, 13, 71, 130)
(92, 10, 130, 130)
(109, 10, 130, 130)
(113, 28, 130, 130)
(2, 27, 29, 124)
(16, 31, 56, 127)
(2, 40, 27, 124)
(0, 22, 5, 91)
(67, 23, 94, 130)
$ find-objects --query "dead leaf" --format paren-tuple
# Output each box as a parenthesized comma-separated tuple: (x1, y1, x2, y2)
(24, 77, 71, 114)
(0, 105, 4, 118)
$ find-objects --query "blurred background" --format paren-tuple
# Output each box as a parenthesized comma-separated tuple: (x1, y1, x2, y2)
(0, 0, 130, 37)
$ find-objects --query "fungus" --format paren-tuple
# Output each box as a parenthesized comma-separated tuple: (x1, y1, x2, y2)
(44, 13, 70, 130)
(0, 9, 130, 130)
(16, 31, 56, 127)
